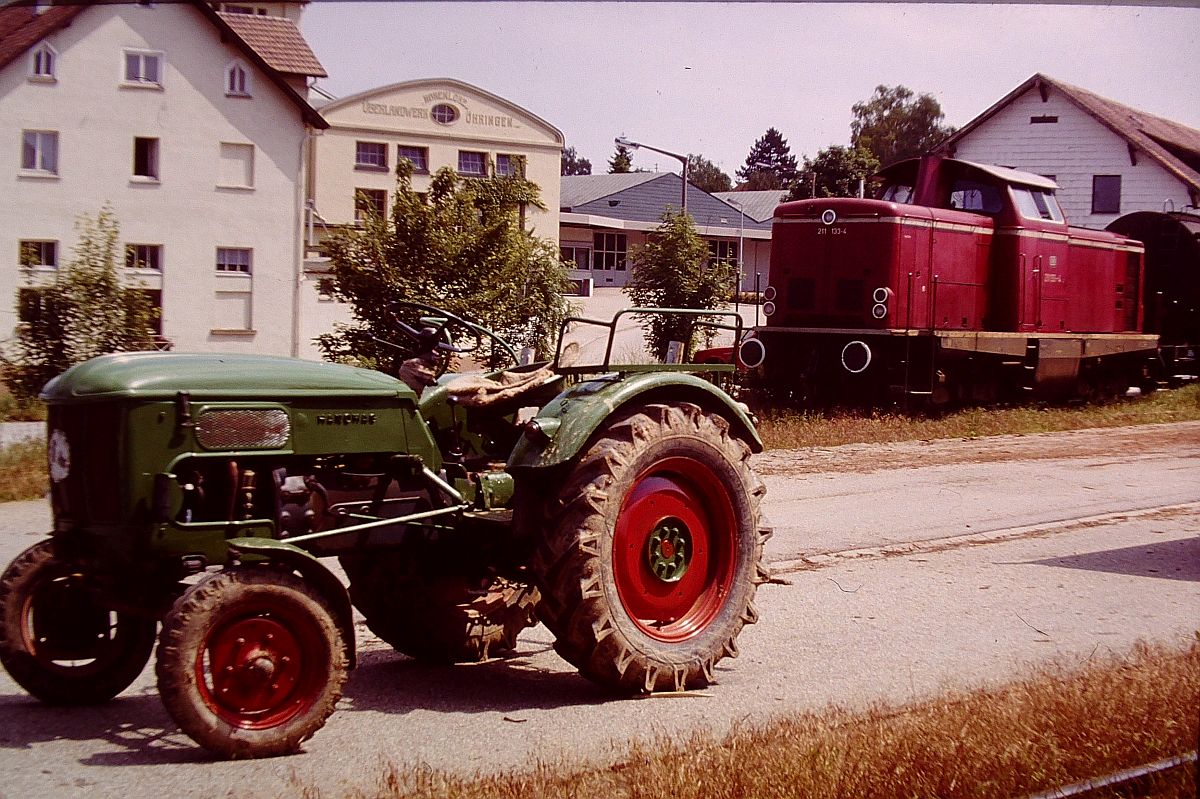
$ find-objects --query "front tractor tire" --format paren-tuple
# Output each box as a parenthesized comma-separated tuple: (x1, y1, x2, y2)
(155, 567, 347, 759)
(531, 402, 770, 694)
(0, 539, 156, 705)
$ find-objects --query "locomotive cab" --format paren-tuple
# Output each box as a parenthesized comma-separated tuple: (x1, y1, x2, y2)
(749, 156, 1155, 405)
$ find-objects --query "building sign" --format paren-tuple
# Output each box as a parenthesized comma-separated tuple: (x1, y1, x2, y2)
(361, 93, 521, 129)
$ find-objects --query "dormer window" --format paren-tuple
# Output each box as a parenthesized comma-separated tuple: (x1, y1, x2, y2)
(225, 61, 250, 96)
(30, 43, 56, 80)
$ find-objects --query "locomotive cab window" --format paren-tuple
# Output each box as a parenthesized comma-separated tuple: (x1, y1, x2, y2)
(1012, 187, 1065, 222)
(947, 179, 1003, 215)
(880, 183, 913, 203)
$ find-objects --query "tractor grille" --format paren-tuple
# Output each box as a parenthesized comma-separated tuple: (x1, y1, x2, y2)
(48, 404, 122, 525)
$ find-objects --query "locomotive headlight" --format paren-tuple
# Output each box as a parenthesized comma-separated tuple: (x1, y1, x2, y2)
(739, 337, 767, 369)
(871, 287, 892, 321)
(763, 285, 777, 302)
(872, 287, 893, 304)
(872, 303, 888, 320)
(763, 300, 776, 317)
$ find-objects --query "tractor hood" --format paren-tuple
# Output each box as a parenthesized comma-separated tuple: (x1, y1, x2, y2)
(41, 352, 415, 403)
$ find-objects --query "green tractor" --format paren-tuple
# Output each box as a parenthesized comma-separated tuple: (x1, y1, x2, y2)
(0, 303, 770, 758)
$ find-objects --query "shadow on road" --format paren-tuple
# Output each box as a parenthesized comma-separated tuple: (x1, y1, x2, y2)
(1025, 535, 1200, 582)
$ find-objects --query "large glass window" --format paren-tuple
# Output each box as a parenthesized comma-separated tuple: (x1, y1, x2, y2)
(560, 246, 591, 270)
(1092, 175, 1122, 214)
(496, 154, 523, 177)
(708, 240, 739, 267)
(593, 232, 627, 271)
(355, 141, 387, 170)
(354, 189, 388, 223)
(21, 130, 58, 173)
(457, 151, 486, 176)
(397, 145, 428, 173)
(948, 179, 1003, 215)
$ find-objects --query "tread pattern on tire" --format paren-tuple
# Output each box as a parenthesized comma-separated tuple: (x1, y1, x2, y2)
(155, 567, 347, 759)
(526, 401, 770, 694)
(0, 539, 156, 705)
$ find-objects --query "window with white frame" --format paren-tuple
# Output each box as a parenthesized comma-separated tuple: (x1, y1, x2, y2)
(397, 145, 429, 173)
(708, 240, 739, 267)
(123, 49, 162, 86)
(457, 150, 486, 176)
(133, 137, 159, 179)
(216, 247, 252, 274)
(560, 245, 591, 271)
(19, 240, 57, 269)
(354, 189, 388, 223)
(496, 154, 522, 177)
(592, 232, 627, 271)
(21, 130, 58, 174)
(30, 43, 55, 80)
(218, 142, 254, 188)
(225, 61, 250, 96)
(355, 141, 387, 170)
(125, 243, 162, 271)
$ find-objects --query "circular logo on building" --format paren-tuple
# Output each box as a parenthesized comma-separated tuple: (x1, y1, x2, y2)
(821, 209, 838, 225)
(48, 429, 70, 483)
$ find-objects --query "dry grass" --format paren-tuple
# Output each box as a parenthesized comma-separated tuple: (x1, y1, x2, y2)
(758, 384, 1200, 450)
(331, 640, 1199, 799)
(0, 440, 46, 502)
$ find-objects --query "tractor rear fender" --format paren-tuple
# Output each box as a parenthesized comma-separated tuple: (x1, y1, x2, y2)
(508, 371, 762, 470)
(227, 537, 357, 668)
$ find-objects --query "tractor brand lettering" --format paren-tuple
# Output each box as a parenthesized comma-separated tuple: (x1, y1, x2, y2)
(316, 413, 378, 426)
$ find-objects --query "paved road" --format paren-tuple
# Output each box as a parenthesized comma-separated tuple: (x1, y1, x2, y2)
(0, 424, 1197, 798)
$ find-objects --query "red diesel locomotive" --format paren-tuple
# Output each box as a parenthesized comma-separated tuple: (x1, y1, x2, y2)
(740, 156, 1163, 406)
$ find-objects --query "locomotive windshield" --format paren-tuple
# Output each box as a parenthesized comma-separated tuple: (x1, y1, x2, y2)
(948, 178, 1004, 215)
(1012, 186, 1065, 222)
(880, 183, 914, 203)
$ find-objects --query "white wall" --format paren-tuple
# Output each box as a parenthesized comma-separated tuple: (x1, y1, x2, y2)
(1, 3, 310, 356)
(950, 87, 1190, 229)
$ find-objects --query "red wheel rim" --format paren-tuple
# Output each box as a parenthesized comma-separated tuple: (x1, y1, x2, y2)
(195, 604, 325, 730)
(612, 456, 738, 642)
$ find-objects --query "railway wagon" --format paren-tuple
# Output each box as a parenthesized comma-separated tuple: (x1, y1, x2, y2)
(740, 156, 1157, 406)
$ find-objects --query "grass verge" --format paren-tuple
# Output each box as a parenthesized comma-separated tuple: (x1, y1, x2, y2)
(758, 384, 1200, 450)
(332, 640, 1198, 799)
(0, 440, 46, 502)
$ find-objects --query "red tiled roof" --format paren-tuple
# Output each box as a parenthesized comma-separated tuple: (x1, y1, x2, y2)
(943, 73, 1200, 195)
(217, 11, 326, 78)
(0, 5, 84, 73)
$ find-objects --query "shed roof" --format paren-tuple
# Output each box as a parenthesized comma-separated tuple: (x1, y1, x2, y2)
(712, 190, 789, 223)
(560, 173, 661, 209)
(561, 173, 773, 231)
(941, 73, 1200, 196)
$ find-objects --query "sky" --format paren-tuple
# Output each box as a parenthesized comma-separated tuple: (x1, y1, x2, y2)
(300, 2, 1200, 178)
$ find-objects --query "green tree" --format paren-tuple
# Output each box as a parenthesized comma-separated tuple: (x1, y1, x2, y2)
(850, 84, 956, 167)
(608, 143, 634, 174)
(2, 206, 158, 401)
(316, 159, 573, 371)
(736, 128, 799, 190)
(561, 145, 592, 176)
(686, 154, 733, 193)
(787, 145, 881, 201)
(623, 210, 734, 362)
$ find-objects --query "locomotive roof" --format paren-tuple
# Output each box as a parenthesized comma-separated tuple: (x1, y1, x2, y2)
(877, 158, 1059, 191)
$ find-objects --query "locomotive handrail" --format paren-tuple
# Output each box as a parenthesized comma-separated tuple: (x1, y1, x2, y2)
(554, 308, 743, 373)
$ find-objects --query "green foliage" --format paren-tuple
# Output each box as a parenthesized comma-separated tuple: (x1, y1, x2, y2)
(686, 154, 733, 193)
(736, 128, 799, 189)
(316, 160, 573, 372)
(1, 206, 159, 401)
(850, 84, 956, 167)
(561, 146, 592, 176)
(787, 145, 881, 201)
(623, 211, 735, 361)
(608, 144, 634, 173)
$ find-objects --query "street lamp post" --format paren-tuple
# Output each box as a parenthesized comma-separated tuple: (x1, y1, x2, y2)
(726, 198, 746, 312)
(614, 136, 688, 212)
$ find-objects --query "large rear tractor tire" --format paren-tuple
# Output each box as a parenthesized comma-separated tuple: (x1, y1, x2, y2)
(529, 401, 770, 693)
(341, 555, 538, 663)
(0, 539, 156, 705)
(155, 567, 347, 759)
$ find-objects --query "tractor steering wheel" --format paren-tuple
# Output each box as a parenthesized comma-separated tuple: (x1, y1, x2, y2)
(385, 301, 519, 376)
